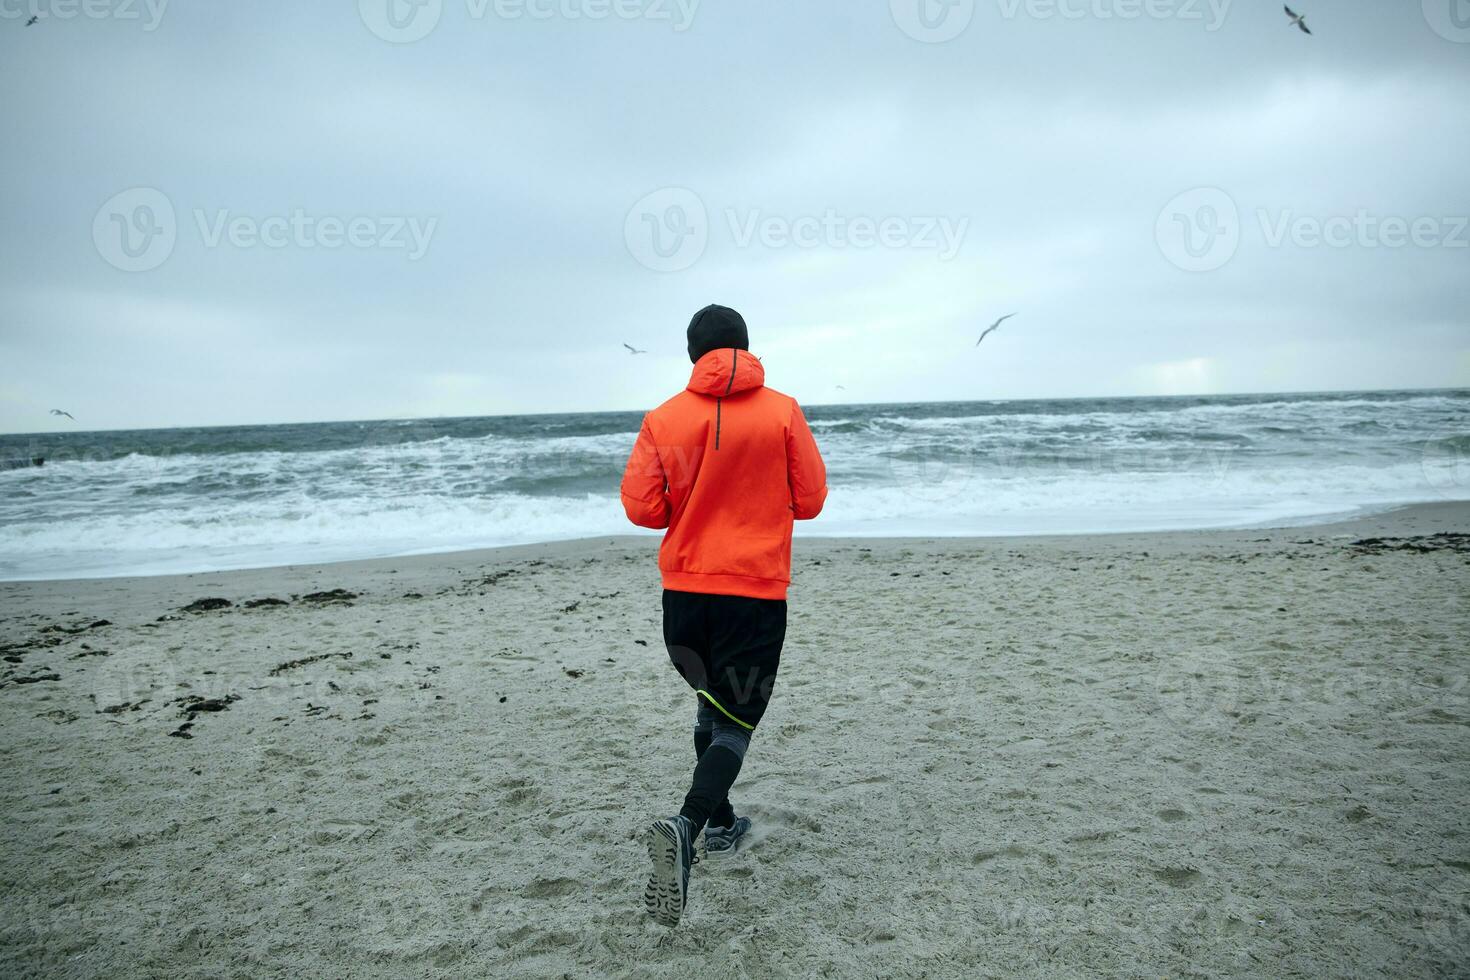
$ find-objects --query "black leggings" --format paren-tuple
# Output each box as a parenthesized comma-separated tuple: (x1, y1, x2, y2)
(692, 700, 749, 830)
(664, 589, 784, 833)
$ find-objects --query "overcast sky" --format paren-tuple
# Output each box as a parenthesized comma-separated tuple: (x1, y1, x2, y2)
(1, 0, 1467, 433)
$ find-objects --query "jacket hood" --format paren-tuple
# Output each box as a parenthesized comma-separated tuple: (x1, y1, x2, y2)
(687, 348, 764, 397)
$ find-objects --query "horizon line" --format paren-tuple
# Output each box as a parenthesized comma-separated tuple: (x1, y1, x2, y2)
(1, 383, 1465, 439)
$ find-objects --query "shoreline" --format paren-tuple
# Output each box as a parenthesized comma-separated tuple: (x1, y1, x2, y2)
(3, 498, 1464, 588)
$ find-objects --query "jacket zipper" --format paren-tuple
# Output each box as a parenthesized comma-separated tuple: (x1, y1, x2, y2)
(714, 347, 737, 450)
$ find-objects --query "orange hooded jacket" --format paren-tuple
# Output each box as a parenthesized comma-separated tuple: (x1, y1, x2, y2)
(620, 348, 828, 600)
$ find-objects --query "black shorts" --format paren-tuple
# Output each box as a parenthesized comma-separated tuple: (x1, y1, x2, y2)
(662, 589, 787, 731)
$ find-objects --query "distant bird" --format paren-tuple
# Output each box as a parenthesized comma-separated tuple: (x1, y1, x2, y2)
(835, 385, 846, 391)
(976, 313, 1016, 347)
(1283, 5, 1310, 34)
(622, 343, 647, 355)
(50, 409, 74, 421)
(25, 15, 37, 25)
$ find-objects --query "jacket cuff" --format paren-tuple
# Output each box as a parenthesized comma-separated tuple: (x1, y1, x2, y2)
(620, 491, 669, 529)
(792, 485, 828, 520)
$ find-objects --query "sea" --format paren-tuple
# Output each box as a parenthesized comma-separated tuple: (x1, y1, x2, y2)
(1, 389, 1466, 581)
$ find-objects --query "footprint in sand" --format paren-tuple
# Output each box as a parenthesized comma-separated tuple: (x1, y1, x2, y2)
(972, 845, 1029, 864)
(309, 819, 375, 845)
(1151, 866, 1202, 887)
(520, 876, 579, 899)
(496, 776, 542, 808)
(492, 923, 578, 951)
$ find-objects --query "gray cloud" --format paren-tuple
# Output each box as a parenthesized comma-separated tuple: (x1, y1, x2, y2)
(1, 0, 1467, 431)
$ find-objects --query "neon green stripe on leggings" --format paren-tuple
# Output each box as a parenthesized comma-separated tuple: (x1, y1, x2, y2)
(696, 689, 755, 731)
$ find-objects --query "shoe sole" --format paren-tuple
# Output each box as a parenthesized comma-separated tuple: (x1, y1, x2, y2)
(643, 820, 686, 927)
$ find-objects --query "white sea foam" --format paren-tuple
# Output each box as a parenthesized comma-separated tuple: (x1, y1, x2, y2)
(1, 391, 1465, 579)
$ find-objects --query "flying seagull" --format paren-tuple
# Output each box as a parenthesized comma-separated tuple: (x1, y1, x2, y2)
(1283, 5, 1310, 34)
(976, 313, 1016, 347)
(50, 409, 75, 420)
(25, 15, 37, 25)
(622, 343, 647, 355)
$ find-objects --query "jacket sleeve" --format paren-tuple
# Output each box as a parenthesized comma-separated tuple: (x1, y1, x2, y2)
(620, 417, 671, 529)
(786, 400, 828, 520)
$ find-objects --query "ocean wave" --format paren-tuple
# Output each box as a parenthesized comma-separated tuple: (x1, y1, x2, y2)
(0, 492, 630, 580)
(2, 389, 1466, 579)
(2, 457, 1464, 580)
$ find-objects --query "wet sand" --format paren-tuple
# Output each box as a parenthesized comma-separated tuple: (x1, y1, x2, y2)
(2, 503, 1468, 978)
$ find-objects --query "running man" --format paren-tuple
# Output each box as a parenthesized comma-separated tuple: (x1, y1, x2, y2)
(620, 304, 828, 926)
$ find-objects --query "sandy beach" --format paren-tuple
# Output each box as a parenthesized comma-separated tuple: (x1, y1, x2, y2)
(2, 504, 1467, 978)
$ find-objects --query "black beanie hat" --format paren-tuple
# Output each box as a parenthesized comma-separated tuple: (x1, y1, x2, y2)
(686, 304, 749, 363)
